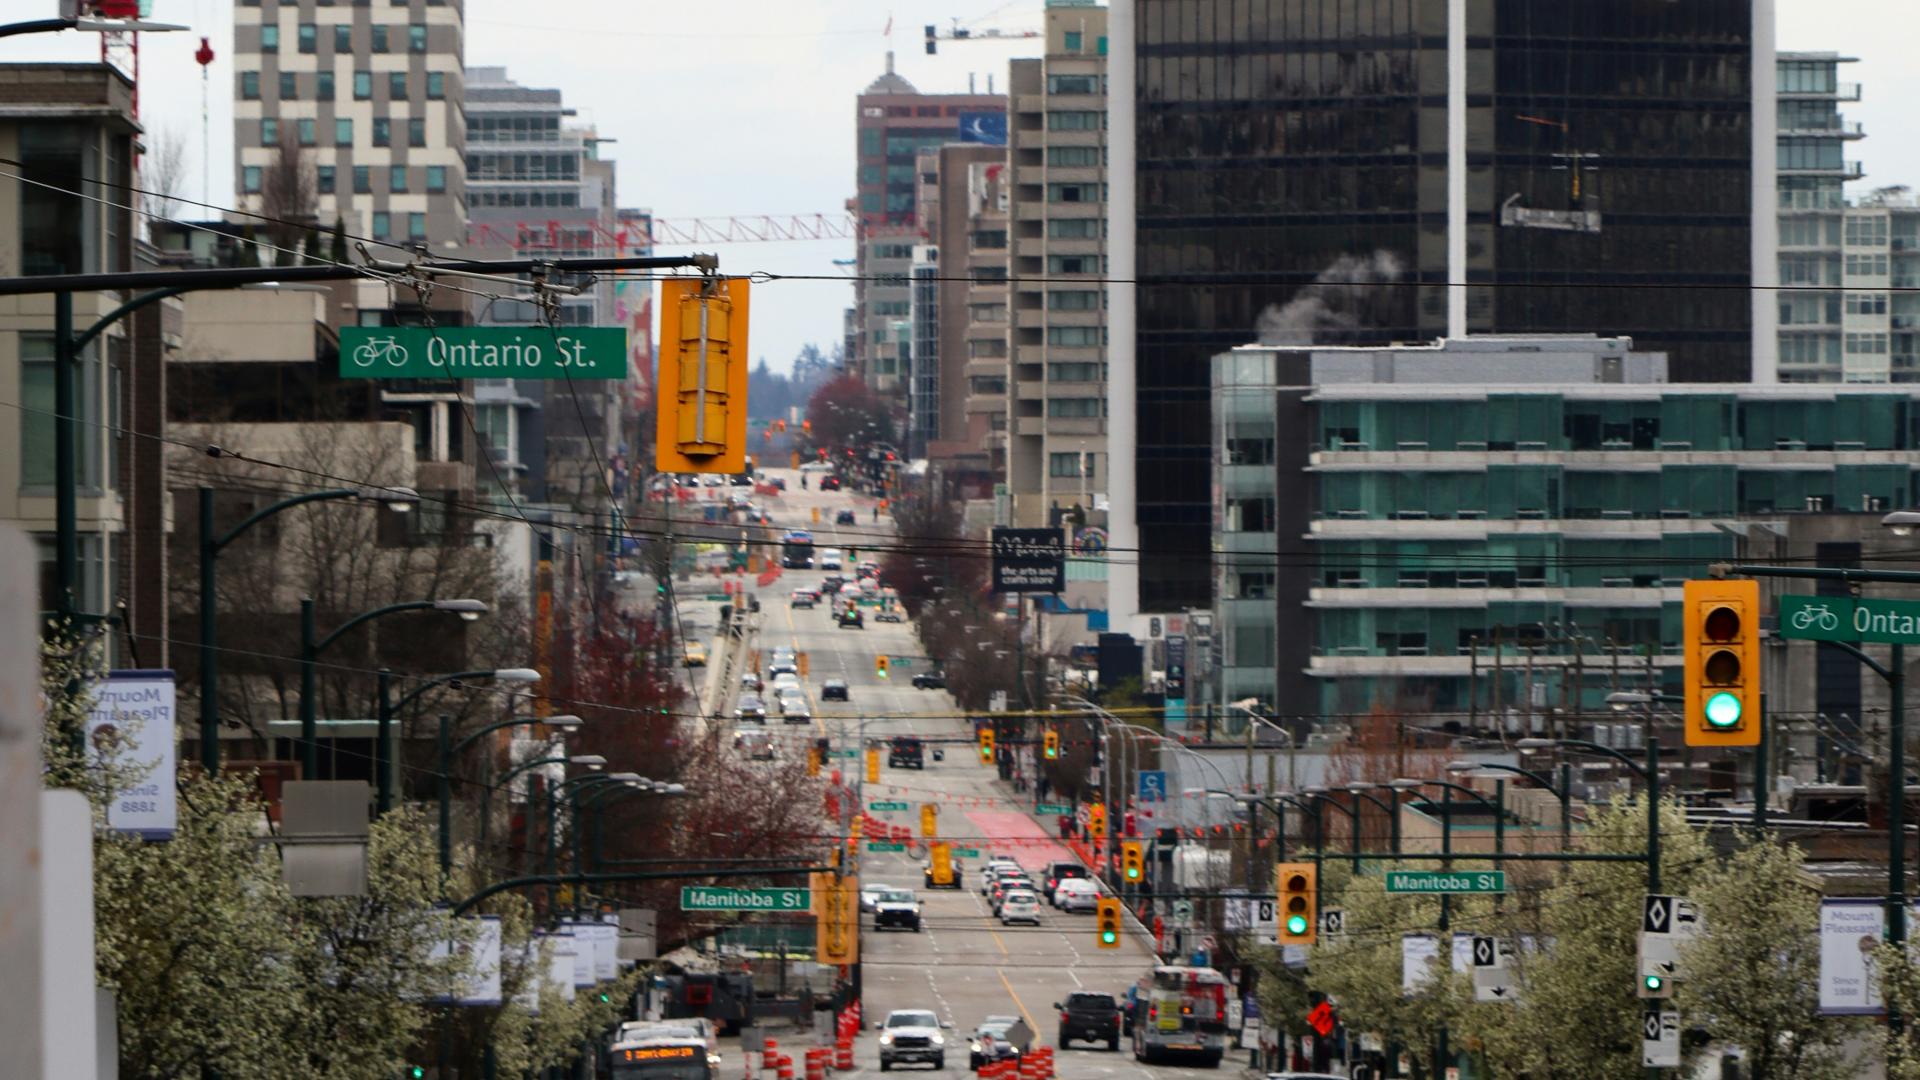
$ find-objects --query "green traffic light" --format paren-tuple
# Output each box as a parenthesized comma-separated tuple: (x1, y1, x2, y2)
(1286, 915, 1309, 936)
(1101, 930, 1117, 944)
(409, 1069, 425, 1079)
(1644, 975, 1664, 992)
(1125, 867, 1140, 881)
(1704, 691, 1742, 729)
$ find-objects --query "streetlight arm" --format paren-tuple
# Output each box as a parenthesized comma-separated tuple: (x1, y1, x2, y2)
(1346, 788, 1397, 819)
(496, 755, 571, 790)
(1551, 739, 1650, 780)
(1468, 762, 1565, 797)
(213, 488, 361, 552)
(313, 600, 438, 655)
(390, 669, 499, 716)
(1400, 778, 1504, 817)
(450, 715, 549, 760)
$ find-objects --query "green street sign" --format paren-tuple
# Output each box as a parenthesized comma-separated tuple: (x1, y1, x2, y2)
(956, 848, 981, 858)
(868, 801, 910, 812)
(340, 326, 627, 379)
(679, 886, 811, 912)
(828, 750, 860, 759)
(866, 842, 907, 852)
(1036, 803, 1072, 815)
(1385, 871, 1506, 895)
(1780, 594, 1920, 644)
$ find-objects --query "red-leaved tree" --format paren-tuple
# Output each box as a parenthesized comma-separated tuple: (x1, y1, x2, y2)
(804, 374, 896, 451)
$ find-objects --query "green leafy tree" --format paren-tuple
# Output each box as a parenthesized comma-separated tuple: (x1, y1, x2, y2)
(1874, 938, 1920, 1078)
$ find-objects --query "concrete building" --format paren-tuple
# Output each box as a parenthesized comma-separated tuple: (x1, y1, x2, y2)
(1107, 0, 1776, 628)
(1205, 335, 1920, 737)
(0, 64, 147, 636)
(1004, 2, 1108, 530)
(850, 54, 1004, 393)
(232, 0, 467, 249)
(1775, 52, 1871, 382)
(910, 142, 1006, 488)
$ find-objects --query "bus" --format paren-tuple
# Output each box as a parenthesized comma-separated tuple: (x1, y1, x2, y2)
(608, 1036, 713, 1080)
(780, 529, 814, 569)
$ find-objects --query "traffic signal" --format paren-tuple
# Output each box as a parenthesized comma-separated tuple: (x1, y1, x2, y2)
(807, 745, 822, 777)
(655, 277, 752, 475)
(815, 872, 858, 964)
(1683, 579, 1761, 748)
(929, 841, 953, 885)
(1088, 803, 1107, 840)
(1121, 840, 1143, 882)
(1043, 729, 1059, 760)
(1639, 972, 1672, 1000)
(920, 802, 938, 838)
(979, 726, 996, 763)
(1277, 862, 1317, 944)
(877, 655, 891, 678)
(1095, 897, 1122, 948)
(865, 745, 881, 784)
(924, 24, 937, 54)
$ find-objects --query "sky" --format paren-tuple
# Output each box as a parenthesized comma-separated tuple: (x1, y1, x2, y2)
(8, 1, 1920, 373)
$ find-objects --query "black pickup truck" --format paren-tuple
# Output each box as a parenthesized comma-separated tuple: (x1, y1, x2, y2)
(889, 735, 925, 769)
(1056, 990, 1122, 1050)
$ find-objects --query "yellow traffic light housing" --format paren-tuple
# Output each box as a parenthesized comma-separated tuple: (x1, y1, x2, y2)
(1277, 862, 1317, 944)
(655, 277, 751, 475)
(1095, 897, 1122, 948)
(865, 745, 881, 784)
(1088, 803, 1107, 840)
(877, 655, 891, 679)
(1121, 840, 1143, 882)
(807, 746, 822, 777)
(929, 842, 954, 886)
(1683, 579, 1761, 748)
(920, 803, 938, 838)
(979, 726, 996, 763)
(1043, 729, 1060, 760)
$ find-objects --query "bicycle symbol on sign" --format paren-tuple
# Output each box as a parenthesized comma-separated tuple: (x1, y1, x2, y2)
(351, 336, 409, 368)
(1790, 602, 1840, 631)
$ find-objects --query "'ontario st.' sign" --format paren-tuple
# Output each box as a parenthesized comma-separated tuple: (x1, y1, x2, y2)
(339, 326, 628, 379)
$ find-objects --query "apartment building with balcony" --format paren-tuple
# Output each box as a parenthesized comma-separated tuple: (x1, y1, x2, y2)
(910, 143, 1008, 488)
(1209, 335, 1920, 723)
(1775, 52, 1875, 382)
(1004, 3, 1107, 529)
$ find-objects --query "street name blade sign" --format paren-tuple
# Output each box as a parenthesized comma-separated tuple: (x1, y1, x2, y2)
(1385, 870, 1506, 895)
(1780, 594, 1920, 645)
(1642, 1010, 1680, 1068)
(679, 887, 810, 912)
(340, 327, 627, 380)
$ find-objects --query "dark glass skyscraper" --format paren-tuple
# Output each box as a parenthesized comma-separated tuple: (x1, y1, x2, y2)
(1126, 0, 1760, 614)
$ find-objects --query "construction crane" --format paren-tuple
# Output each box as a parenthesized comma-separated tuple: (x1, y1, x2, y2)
(924, 22, 1039, 53)
(465, 214, 857, 253)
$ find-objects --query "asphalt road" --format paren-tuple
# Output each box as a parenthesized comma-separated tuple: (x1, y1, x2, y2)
(701, 469, 1241, 1080)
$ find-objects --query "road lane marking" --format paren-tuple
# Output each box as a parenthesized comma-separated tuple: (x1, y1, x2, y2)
(995, 969, 1040, 1037)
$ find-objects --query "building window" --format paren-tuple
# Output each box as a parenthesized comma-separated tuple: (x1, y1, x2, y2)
(1048, 183, 1101, 204)
(1063, 30, 1082, 52)
(1046, 74, 1099, 95)
(316, 71, 335, 100)
(279, 72, 298, 99)
(1047, 398, 1104, 418)
(1846, 292, 1889, 315)
(1046, 145, 1102, 168)
(409, 25, 427, 53)
(353, 165, 371, 193)
(335, 118, 354, 146)
(967, 339, 1008, 359)
(298, 23, 317, 53)
(408, 212, 427, 241)
(427, 71, 445, 99)
(1846, 253, 1890, 276)
(371, 25, 389, 52)
(354, 71, 372, 99)
(20, 336, 56, 486)
(372, 118, 391, 147)
(240, 71, 260, 100)
(297, 118, 316, 146)
(1048, 362, 1103, 382)
(1050, 452, 1094, 478)
(334, 25, 351, 51)
(1048, 289, 1101, 310)
(260, 25, 279, 51)
(970, 229, 1007, 250)
(1846, 216, 1891, 247)
(408, 118, 426, 147)
(389, 72, 407, 99)
(316, 165, 336, 194)
(389, 165, 408, 192)
(1846, 332, 1889, 354)
(1046, 111, 1103, 131)
(1047, 254, 1095, 274)
(425, 165, 446, 193)
(241, 165, 263, 193)
(372, 211, 390, 239)
(260, 118, 279, 146)
(1047, 326, 1103, 347)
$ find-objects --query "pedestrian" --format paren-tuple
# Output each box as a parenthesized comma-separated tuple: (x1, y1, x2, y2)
(871, 505, 880, 522)
(801, 474, 808, 489)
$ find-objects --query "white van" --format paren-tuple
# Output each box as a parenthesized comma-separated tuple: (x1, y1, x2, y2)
(819, 548, 844, 570)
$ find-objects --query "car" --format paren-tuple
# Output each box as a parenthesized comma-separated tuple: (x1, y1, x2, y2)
(740, 671, 763, 693)
(858, 882, 898, 913)
(683, 641, 708, 668)
(999, 890, 1042, 926)
(911, 671, 945, 690)
(839, 608, 864, 629)
(733, 729, 774, 761)
(1056, 991, 1123, 1051)
(791, 588, 817, 610)
(768, 658, 798, 678)
(820, 475, 843, 492)
(780, 700, 813, 724)
(1053, 878, 1101, 913)
(857, 560, 881, 579)
(772, 672, 803, 694)
(876, 1009, 947, 1071)
(834, 508, 856, 524)
(733, 695, 767, 723)
(990, 877, 1034, 914)
(922, 857, 964, 890)
(701, 474, 724, 487)
(820, 574, 846, 593)
(1042, 861, 1089, 902)
(819, 549, 845, 570)
(888, 736, 924, 769)
(820, 678, 849, 702)
(729, 473, 753, 487)
(967, 1020, 1025, 1071)
(875, 604, 904, 623)
(801, 460, 835, 473)
(873, 887, 922, 931)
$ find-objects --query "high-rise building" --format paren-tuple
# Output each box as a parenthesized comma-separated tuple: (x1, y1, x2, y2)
(909, 143, 1006, 489)
(1005, 3, 1109, 529)
(233, 0, 467, 248)
(1108, 0, 1774, 624)
(850, 54, 1004, 395)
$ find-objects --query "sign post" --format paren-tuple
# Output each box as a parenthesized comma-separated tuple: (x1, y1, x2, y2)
(339, 326, 627, 380)
(1641, 1010, 1680, 1068)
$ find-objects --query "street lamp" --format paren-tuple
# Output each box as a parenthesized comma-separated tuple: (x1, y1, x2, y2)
(300, 597, 487, 777)
(197, 484, 417, 775)
(1882, 510, 1920, 536)
(1344, 782, 1403, 857)
(376, 666, 540, 813)
(1446, 759, 1572, 850)
(581, 777, 692, 873)
(437, 712, 584, 878)
(0, 15, 191, 38)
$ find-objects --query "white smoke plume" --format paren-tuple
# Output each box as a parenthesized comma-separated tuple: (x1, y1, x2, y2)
(1255, 251, 1406, 345)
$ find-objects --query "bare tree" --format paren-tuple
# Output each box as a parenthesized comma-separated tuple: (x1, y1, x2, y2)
(141, 127, 190, 236)
(259, 137, 317, 265)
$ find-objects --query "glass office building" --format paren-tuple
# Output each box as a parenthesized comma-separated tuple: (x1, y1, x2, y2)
(1130, 0, 1761, 613)
(1210, 336, 1920, 720)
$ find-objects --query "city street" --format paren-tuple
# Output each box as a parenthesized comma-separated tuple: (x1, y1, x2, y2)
(712, 469, 1235, 1080)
